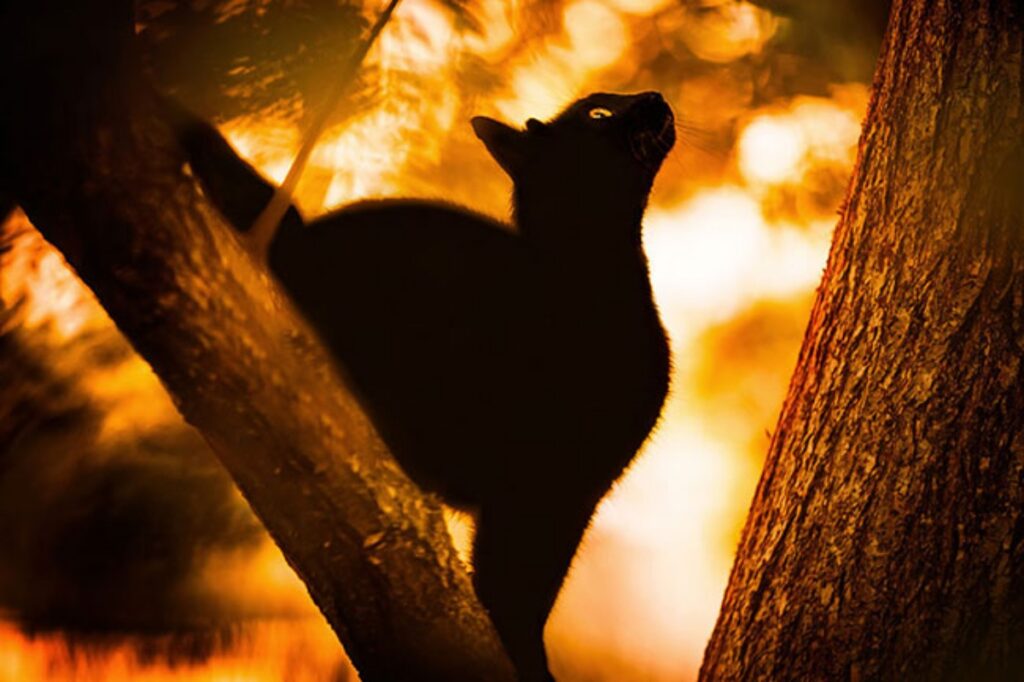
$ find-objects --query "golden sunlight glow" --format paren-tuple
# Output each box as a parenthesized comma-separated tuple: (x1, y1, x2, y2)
(220, 117, 297, 186)
(221, 0, 463, 211)
(490, 0, 633, 123)
(462, 0, 518, 58)
(644, 189, 831, 325)
(647, 189, 768, 318)
(379, 0, 455, 73)
(603, 0, 674, 15)
(0, 223, 101, 340)
(738, 117, 806, 184)
(318, 109, 417, 205)
(2, 1, 872, 680)
(194, 539, 322, 618)
(739, 96, 865, 186)
(550, 422, 757, 679)
(672, 2, 778, 64)
(87, 356, 182, 442)
(563, 1, 628, 72)
(443, 506, 476, 566)
(0, 620, 349, 682)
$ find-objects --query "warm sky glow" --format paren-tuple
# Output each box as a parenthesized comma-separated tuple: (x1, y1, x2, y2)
(738, 117, 805, 184)
(0, 0, 871, 680)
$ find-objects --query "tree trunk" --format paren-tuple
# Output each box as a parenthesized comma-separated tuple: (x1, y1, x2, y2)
(0, 3, 513, 681)
(701, 1, 1024, 680)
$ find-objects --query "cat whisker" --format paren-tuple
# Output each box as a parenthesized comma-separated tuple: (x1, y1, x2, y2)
(672, 123, 728, 159)
(674, 119, 718, 137)
(628, 134, 644, 164)
(680, 137, 727, 159)
(633, 132, 668, 169)
(646, 131, 675, 162)
(675, 125, 724, 148)
(653, 131, 674, 153)
(676, 126, 721, 143)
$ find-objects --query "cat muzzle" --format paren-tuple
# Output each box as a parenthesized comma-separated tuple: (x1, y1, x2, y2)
(628, 96, 675, 168)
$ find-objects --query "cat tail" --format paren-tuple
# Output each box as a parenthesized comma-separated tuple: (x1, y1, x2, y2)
(157, 95, 305, 244)
(0, 192, 14, 227)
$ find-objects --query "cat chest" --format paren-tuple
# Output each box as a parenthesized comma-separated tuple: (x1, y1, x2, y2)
(529, 289, 670, 407)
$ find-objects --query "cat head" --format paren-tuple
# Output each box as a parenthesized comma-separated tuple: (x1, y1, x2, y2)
(471, 92, 675, 204)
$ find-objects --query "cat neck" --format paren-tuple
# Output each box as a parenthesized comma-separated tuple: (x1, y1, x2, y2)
(512, 184, 649, 259)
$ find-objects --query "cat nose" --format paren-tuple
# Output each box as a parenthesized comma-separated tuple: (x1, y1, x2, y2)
(633, 91, 672, 122)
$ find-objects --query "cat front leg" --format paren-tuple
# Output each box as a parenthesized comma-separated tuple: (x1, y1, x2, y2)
(472, 495, 593, 682)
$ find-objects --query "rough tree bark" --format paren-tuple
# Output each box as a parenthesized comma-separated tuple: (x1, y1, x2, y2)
(0, 3, 514, 680)
(701, 1, 1024, 680)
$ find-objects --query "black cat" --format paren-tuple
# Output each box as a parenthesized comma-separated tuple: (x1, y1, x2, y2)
(170, 91, 674, 681)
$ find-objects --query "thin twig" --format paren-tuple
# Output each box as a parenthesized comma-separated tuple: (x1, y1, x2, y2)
(248, 0, 403, 258)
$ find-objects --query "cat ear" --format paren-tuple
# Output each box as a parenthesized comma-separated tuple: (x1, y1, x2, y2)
(525, 118, 545, 133)
(471, 116, 530, 176)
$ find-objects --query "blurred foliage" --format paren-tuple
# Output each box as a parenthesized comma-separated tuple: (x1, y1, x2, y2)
(695, 295, 814, 450)
(748, 0, 891, 87)
(137, 0, 366, 120)
(0, 220, 265, 633)
(136, 0, 481, 122)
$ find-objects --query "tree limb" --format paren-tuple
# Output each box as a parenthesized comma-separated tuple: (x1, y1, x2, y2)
(0, 2, 514, 680)
(701, 0, 1024, 678)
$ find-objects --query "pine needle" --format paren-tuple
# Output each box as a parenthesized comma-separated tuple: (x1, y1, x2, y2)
(248, 0, 403, 259)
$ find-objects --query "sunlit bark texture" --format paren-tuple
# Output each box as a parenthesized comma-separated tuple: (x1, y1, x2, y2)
(701, 1, 1024, 679)
(0, 3, 513, 681)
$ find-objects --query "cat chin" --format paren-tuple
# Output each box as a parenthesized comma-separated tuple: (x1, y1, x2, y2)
(628, 132, 673, 170)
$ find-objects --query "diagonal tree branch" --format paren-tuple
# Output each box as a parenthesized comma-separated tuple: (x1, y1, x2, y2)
(0, 2, 514, 680)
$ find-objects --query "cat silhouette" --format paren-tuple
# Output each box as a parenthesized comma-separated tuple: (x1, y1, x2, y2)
(169, 91, 674, 681)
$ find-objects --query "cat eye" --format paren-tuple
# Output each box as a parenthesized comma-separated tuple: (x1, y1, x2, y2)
(588, 107, 613, 119)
